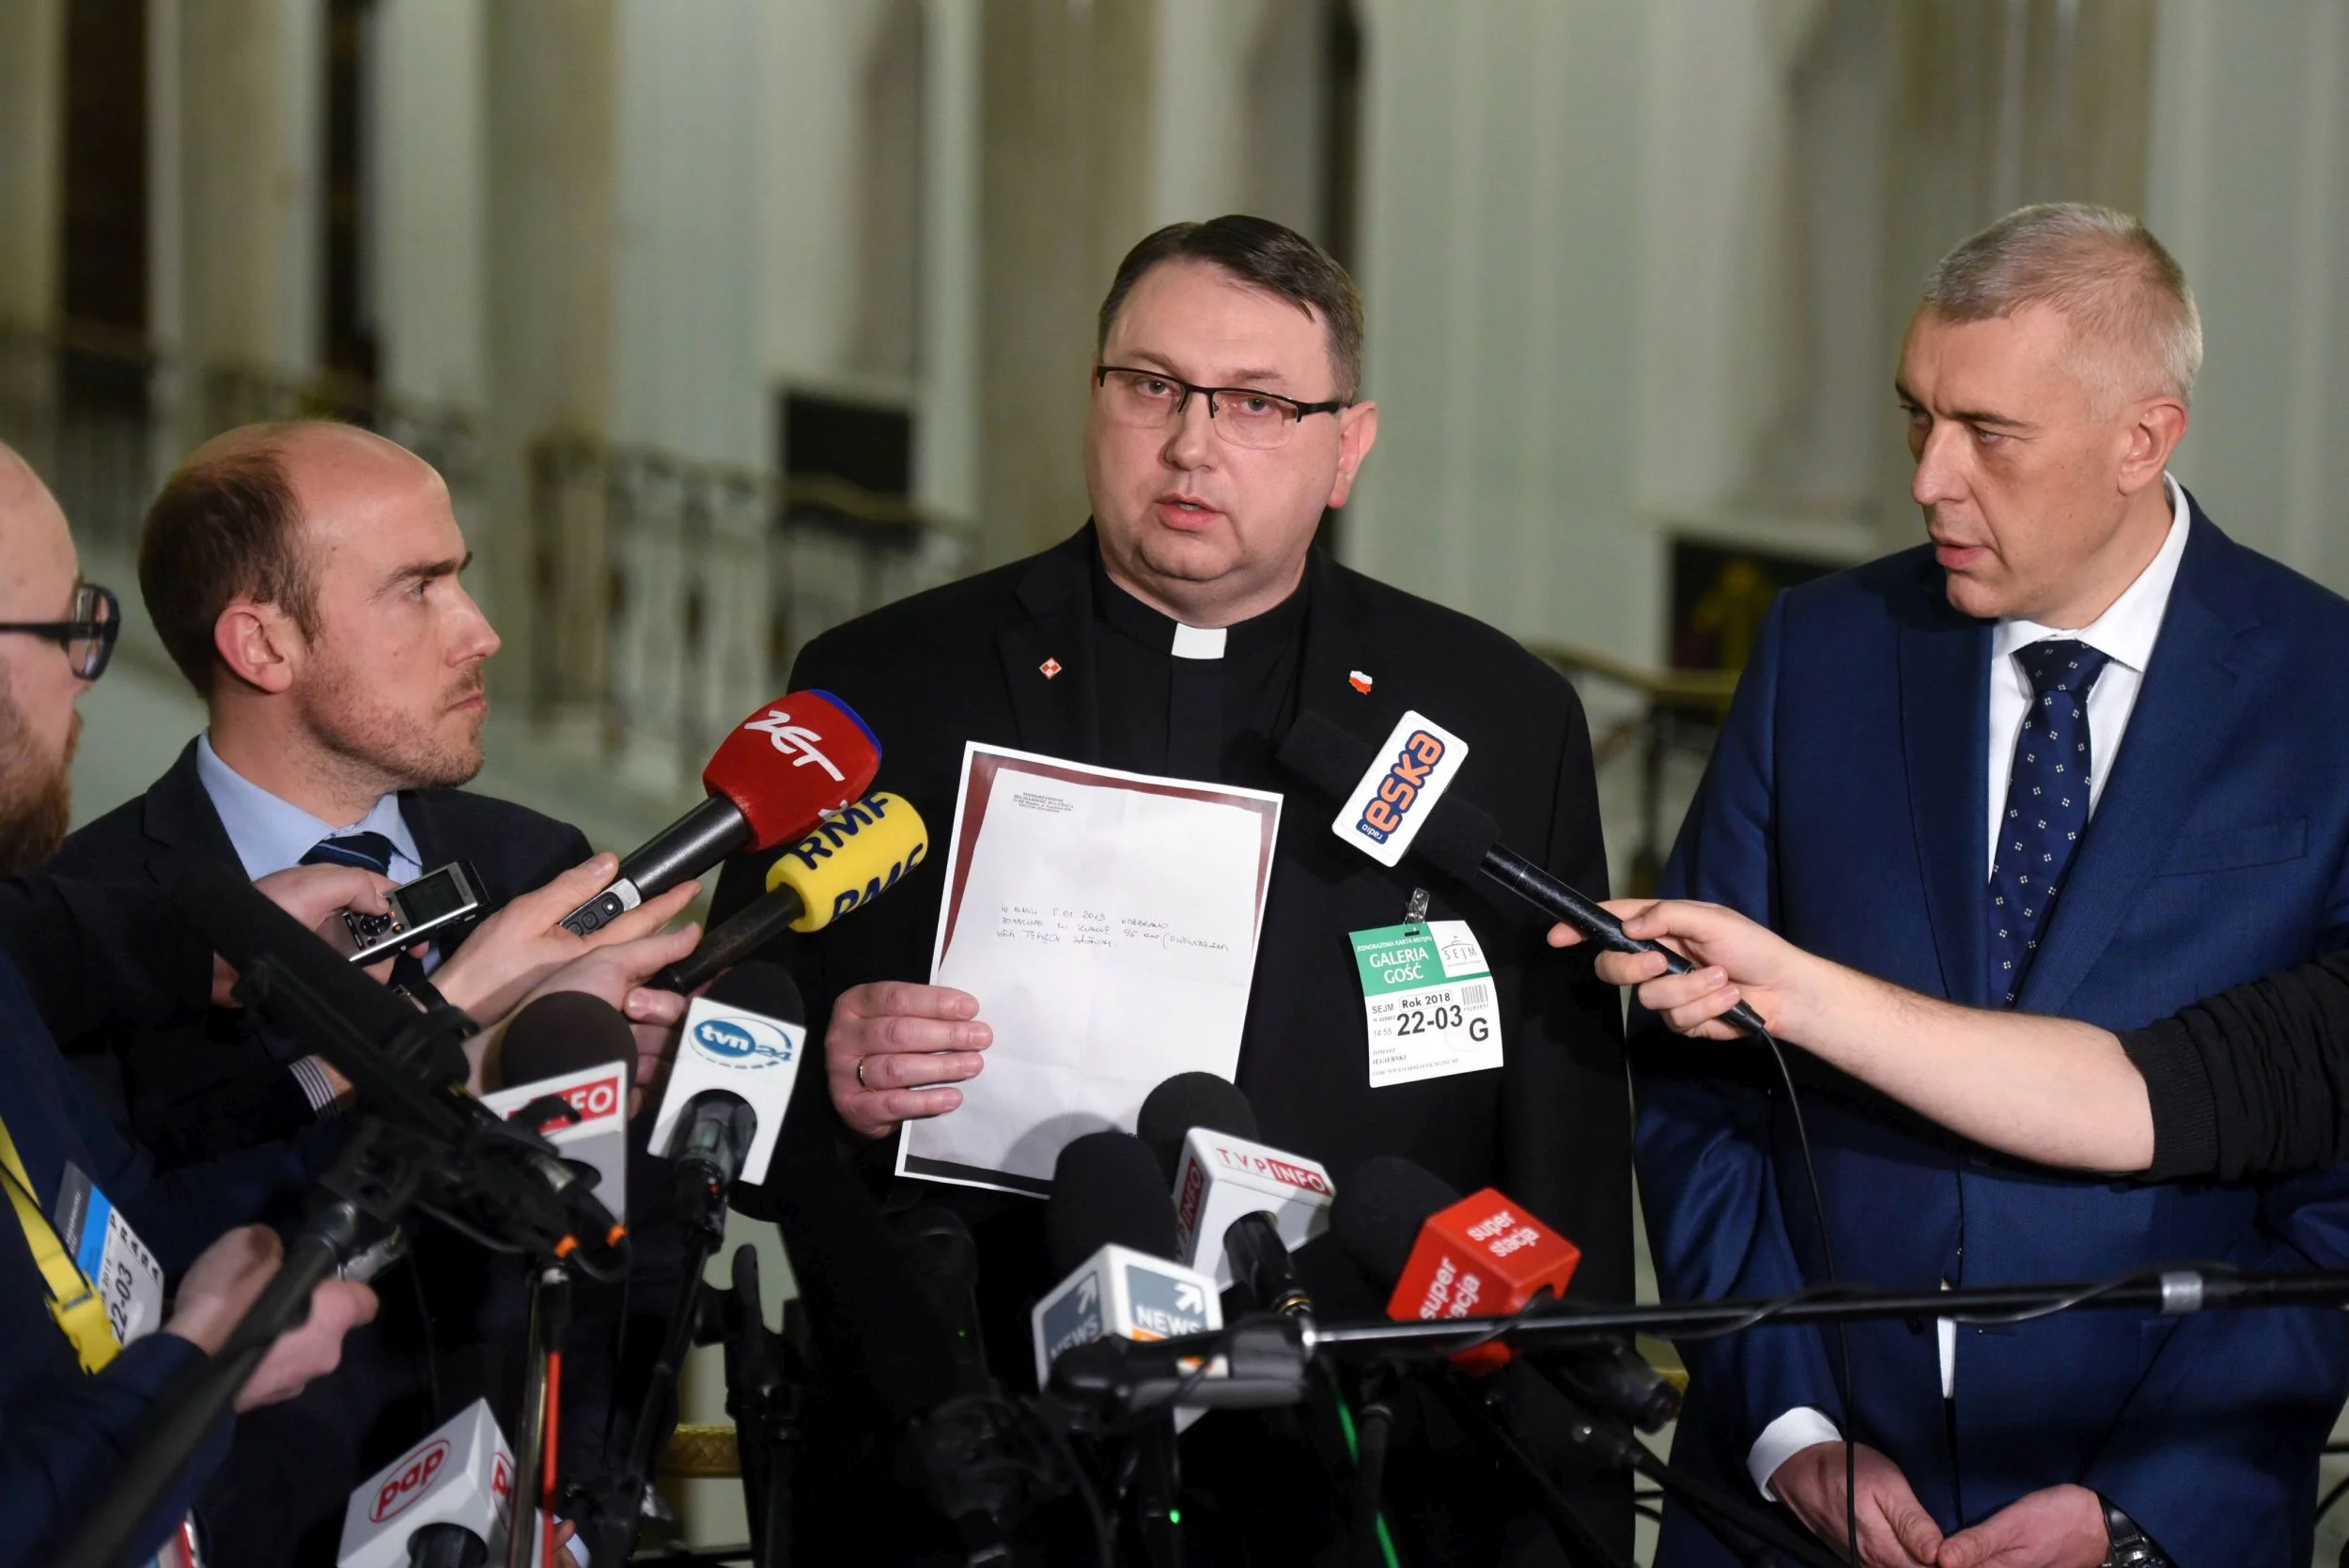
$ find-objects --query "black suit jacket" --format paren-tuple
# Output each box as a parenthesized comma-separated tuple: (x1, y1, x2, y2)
(716, 528, 1632, 1560)
(45, 740, 610, 1568)
(50, 738, 593, 1163)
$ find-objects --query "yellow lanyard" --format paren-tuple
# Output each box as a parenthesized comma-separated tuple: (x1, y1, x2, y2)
(0, 1114, 120, 1373)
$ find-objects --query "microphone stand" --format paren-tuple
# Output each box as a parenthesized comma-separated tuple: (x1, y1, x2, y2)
(720, 1245, 803, 1568)
(509, 1262, 574, 1568)
(576, 1156, 734, 1562)
(56, 1117, 425, 1568)
(1433, 1374, 1637, 1568)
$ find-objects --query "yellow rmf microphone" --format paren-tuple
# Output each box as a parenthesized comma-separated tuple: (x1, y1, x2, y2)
(764, 790, 929, 930)
(651, 791, 928, 993)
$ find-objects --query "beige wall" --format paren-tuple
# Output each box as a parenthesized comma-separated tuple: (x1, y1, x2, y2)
(0, 0, 64, 329)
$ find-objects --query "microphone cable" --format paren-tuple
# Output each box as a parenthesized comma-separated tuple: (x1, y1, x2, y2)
(1745, 1018, 1859, 1568)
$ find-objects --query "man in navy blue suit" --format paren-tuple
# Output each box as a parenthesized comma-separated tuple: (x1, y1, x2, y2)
(1637, 202, 2349, 1567)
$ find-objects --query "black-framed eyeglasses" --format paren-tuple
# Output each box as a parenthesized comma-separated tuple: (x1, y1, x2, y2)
(0, 582, 120, 680)
(1094, 365, 1348, 450)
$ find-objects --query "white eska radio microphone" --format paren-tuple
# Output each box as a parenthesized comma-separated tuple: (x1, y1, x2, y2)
(336, 1400, 516, 1568)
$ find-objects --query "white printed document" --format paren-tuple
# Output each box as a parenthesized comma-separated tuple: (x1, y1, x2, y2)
(897, 743, 1282, 1196)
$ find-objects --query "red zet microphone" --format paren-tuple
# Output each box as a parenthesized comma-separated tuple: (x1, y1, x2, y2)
(1336, 1156, 1579, 1374)
(562, 690, 880, 936)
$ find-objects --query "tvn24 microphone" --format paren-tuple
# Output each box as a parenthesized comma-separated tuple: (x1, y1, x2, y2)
(481, 991, 637, 1223)
(1278, 708, 1769, 1035)
(648, 961, 807, 1213)
(562, 690, 881, 936)
(336, 1400, 517, 1568)
(1138, 1074, 1333, 1314)
(652, 789, 929, 994)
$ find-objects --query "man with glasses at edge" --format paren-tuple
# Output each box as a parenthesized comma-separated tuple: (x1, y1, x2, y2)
(710, 215, 1635, 1560)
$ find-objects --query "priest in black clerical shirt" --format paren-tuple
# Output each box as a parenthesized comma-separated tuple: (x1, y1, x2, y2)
(715, 215, 1629, 1564)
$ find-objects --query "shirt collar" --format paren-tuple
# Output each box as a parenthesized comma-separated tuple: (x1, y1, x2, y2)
(1991, 472, 2191, 675)
(1089, 543, 1312, 660)
(194, 732, 421, 880)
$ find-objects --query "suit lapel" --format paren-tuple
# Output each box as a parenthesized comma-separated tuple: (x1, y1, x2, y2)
(998, 531, 1102, 763)
(140, 738, 241, 881)
(1900, 590, 1994, 1006)
(2016, 519, 2252, 1015)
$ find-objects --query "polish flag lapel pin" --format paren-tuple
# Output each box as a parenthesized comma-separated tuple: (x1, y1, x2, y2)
(1347, 670, 1374, 694)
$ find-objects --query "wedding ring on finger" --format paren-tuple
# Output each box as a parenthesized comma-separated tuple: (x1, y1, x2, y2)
(856, 1055, 870, 1090)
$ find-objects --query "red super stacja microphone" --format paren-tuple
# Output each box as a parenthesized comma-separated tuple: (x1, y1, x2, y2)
(1334, 1156, 1580, 1374)
(562, 690, 880, 936)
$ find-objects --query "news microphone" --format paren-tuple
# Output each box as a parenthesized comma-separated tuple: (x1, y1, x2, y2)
(1139, 1075, 1333, 1312)
(561, 690, 881, 936)
(1277, 708, 1769, 1035)
(651, 790, 929, 993)
(1032, 1131, 1221, 1400)
(1333, 1157, 1680, 1432)
(481, 991, 636, 1222)
(336, 1400, 515, 1568)
(647, 961, 807, 1235)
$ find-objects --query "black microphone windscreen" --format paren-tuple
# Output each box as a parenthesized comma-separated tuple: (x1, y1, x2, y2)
(1274, 711, 1499, 883)
(763, 1141, 960, 1423)
(704, 958, 806, 1026)
(499, 990, 637, 1089)
(1274, 709, 1368, 798)
(1046, 1131, 1181, 1274)
(1135, 1072, 1258, 1184)
(1332, 1155, 1462, 1290)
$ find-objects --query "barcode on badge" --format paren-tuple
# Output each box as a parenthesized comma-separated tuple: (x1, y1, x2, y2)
(1461, 982, 1490, 1008)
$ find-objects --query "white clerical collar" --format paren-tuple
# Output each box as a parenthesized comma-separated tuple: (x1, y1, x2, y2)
(1170, 623, 1228, 660)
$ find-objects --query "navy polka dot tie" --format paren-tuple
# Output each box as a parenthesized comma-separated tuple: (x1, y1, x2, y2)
(1990, 640, 2110, 1006)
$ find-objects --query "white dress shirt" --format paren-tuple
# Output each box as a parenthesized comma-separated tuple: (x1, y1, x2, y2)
(1745, 474, 2193, 1498)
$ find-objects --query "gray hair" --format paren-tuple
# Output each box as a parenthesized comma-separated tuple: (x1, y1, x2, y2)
(1922, 203, 2202, 409)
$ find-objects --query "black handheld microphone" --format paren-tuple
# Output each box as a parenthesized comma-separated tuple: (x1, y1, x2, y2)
(1277, 708, 1770, 1036)
(1136, 1074, 1313, 1320)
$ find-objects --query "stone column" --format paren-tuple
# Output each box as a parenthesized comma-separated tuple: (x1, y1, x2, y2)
(0, 0, 65, 479)
(0, 0, 65, 331)
(976, 0, 1157, 564)
(482, 0, 617, 716)
(174, 0, 321, 427)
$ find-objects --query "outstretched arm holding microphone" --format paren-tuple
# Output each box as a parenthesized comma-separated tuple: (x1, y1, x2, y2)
(1552, 900, 2349, 1183)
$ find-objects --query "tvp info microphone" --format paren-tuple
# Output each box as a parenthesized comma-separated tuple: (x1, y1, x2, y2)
(481, 991, 637, 1222)
(561, 690, 880, 936)
(1139, 1075, 1334, 1303)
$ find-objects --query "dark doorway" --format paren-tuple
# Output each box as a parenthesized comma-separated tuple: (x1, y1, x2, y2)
(61, 0, 149, 409)
(322, 0, 381, 389)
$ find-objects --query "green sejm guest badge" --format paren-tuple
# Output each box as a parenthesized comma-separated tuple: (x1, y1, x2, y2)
(1348, 920, 1503, 1088)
